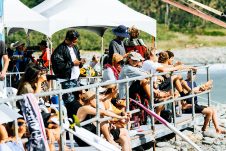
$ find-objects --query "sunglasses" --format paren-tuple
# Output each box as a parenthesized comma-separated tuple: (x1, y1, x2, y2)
(117, 61, 124, 65)
(18, 122, 26, 127)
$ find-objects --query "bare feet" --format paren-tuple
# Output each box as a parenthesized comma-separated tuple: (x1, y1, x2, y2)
(200, 80, 213, 91)
(216, 128, 226, 134)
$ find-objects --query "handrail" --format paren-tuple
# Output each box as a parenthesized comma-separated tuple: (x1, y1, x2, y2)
(1, 64, 211, 151)
(154, 90, 211, 107)
(1, 65, 210, 104)
(80, 109, 140, 126)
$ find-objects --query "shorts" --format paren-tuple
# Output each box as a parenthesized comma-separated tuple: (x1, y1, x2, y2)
(158, 77, 172, 91)
(183, 104, 207, 114)
(110, 128, 120, 141)
(75, 123, 97, 146)
(41, 112, 51, 127)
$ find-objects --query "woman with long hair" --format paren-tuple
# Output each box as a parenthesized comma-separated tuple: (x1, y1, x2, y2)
(17, 63, 47, 95)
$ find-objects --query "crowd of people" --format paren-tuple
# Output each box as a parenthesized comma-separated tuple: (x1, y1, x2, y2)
(0, 25, 224, 151)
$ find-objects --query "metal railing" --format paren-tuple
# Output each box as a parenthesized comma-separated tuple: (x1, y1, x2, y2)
(0, 65, 211, 151)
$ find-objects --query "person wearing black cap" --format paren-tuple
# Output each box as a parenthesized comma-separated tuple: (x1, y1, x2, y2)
(0, 40, 9, 93)
(38, 40, 49, 68)
(51, 30, 86, 105)
(108, 25, 130, 64)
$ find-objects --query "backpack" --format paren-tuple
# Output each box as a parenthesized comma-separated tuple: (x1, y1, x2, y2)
(160, 109, 172, 123)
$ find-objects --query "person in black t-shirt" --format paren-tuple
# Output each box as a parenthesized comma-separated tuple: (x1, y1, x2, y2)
(182, 70, 225, 134)
(0, 40, 9, 92)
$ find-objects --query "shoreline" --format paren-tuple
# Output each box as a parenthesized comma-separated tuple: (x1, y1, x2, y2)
(80, 46, 226, 65)
(145, 103, 226, 151)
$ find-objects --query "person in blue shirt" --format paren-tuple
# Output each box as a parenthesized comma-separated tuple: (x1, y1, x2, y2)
(182, 70, 225, 134)
(11, 41, 27, 72)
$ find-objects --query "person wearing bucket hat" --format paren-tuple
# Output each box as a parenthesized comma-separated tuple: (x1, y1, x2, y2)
(108, 25, 129, 64)
(103, 53, 124, 82)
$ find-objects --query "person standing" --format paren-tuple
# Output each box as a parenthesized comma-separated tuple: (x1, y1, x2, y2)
(108, 25, 129, 64)
(0, 40, 9, 93)
(124, 26, 147, 57)
(11, 41, 27, 72)
(51, 30, 85, 115)
(38, 40, 49, 68)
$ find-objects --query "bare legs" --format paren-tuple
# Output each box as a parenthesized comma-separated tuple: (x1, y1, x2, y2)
(201, 107, 225, 134)
(116, 128, 132, 151)
(101, 122, 120, 148)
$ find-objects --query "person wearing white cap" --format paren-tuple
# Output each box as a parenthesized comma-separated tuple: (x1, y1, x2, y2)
(119, 52, 171, 118)
(118, 51, 147, 99)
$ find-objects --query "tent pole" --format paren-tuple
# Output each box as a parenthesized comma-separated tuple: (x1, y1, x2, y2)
(100, 36, 104, 75)
(47, 37, 53, 90)
(152, 36, 156, 48)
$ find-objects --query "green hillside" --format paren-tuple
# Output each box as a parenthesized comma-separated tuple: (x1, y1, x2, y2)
(8, 0, 226, 50)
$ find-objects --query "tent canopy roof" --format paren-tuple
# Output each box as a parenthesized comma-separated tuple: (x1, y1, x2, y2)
(32, 0, 62, 14)
(40, 0, 156, 37)
(4, 0, 48, 35)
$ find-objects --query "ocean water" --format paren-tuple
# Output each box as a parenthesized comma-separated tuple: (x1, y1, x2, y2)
(185, 64, 226, 104)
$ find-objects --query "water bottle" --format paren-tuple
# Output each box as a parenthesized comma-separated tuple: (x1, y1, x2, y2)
(86, 68, 90, 77)
(175, 105, 182, 117)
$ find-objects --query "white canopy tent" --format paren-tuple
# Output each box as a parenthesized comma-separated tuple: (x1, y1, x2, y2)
(4, 0, 48, 35)
(40, 0, 156, 37)
(32, 0, 62, 14)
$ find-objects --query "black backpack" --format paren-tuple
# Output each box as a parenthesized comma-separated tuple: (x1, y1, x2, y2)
(160, 110, 172, 123)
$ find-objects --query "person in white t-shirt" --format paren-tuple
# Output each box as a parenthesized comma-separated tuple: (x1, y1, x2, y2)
(142, 47, 183, 82)
(51, 30, 86, 111)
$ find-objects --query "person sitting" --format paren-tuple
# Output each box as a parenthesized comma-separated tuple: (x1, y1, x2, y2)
(142, 47, 182, 87)
(103, 53, 123, 82)
(157, 51, 192, 96)
(100, 49, 109, 69)
(182, 70, 225, 134)
(124, 26, 147, 57)
(119, 52, 170, 122)
(16, 63, 62, 151)
(0, 118, 26, 151)
(75, 90, 131, 151)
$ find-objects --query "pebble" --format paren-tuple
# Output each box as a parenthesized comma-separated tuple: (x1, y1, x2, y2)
(156, 142, 172, 148)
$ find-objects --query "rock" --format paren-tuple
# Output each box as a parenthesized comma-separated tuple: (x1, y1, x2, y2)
(156, 142, 172, 148)
(182, 130, 193, 137)
(181, 141, 189, 148)
(174, 141, 181, 147)
(221, 139, 226, 145)
(203, 137, 216, 142)
(193, 132, 203, 140)
(155, 147, 176, 151)
(214, 141, 221, 145)
(159, 147, 177, 151)
(212, 145, 222, 151)
(202, 130, 218, 138)
(202, 137, 215, 145)
(180, 148, 188, 151)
